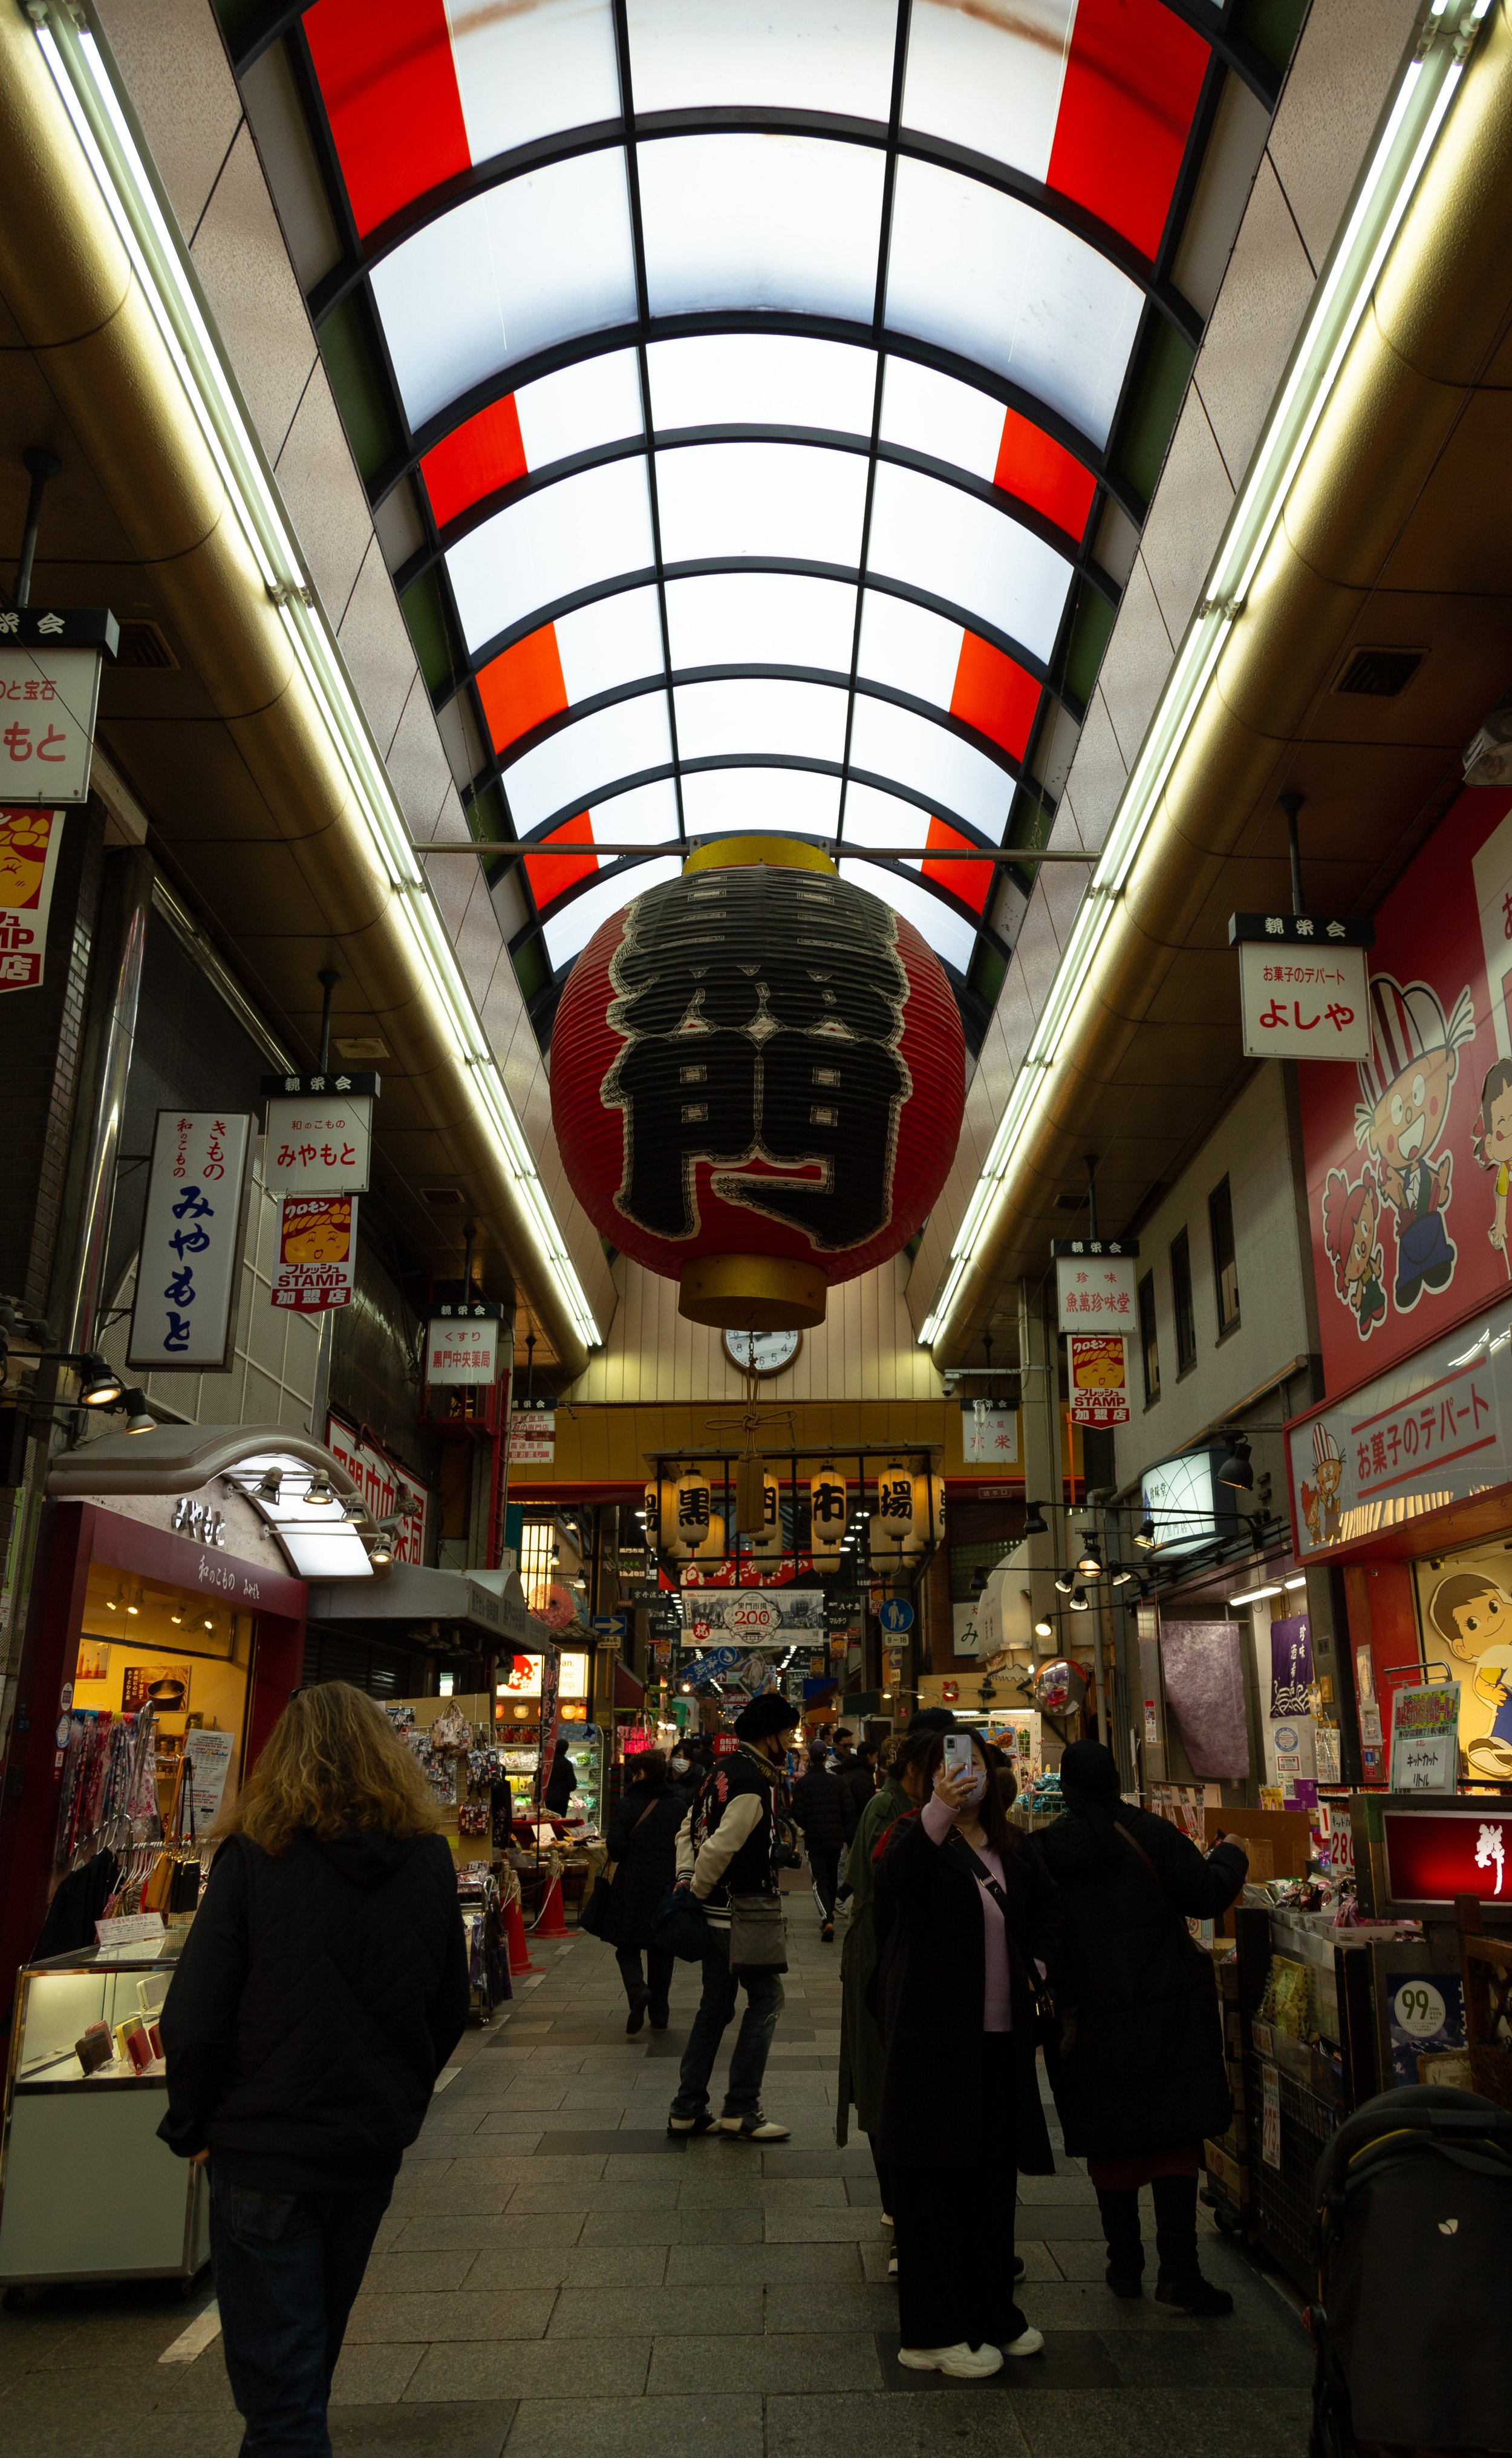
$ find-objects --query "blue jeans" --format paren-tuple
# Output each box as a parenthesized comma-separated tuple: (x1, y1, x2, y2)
(669, 1927, 784, 2120)
(210, 2169, 391, 2457)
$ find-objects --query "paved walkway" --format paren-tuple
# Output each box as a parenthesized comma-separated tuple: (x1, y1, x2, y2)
(0, 1891, 1312, 2458)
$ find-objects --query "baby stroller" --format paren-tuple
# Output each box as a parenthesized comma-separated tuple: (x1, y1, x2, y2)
(1308, 2084, 1512, 2458)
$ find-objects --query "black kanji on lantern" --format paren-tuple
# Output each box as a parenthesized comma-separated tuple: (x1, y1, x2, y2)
(603, 870, 913, 1252)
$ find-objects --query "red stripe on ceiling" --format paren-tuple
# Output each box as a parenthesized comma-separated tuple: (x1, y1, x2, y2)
(305, 0, 470, 238)
(922, 819, 992, 916)
(994, 406, 1097, 544)
(525, 814, 598, 911)
(422, 396, 529, 528)
(1046, 0, 1210, 261)
(477, 624, 570, 756)
(950, 634, 1040, 763)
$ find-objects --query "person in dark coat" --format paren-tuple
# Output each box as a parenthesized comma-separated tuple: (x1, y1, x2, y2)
(1035, 1739, 1248, 2317)
(600, 1749, 685, 2033)
(543, 1731, 576, 1815)
(873, 1729, 1061, 2378)
(789, 1745, 858, 1940)
(158, 1681, 468, 2458)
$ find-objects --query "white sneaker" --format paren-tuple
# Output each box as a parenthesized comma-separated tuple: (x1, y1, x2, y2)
(898, 2342, 1003, 2379)
(1005, 2326, 1044, 2358)
(880, 2211, 894, 2230)
(718, 2112, 790, 2141)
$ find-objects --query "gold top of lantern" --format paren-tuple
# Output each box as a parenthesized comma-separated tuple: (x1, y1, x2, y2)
(683, 835, 836, 877)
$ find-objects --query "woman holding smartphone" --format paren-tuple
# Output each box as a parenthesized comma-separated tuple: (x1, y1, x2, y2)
(873, 1728, 1060, 2378)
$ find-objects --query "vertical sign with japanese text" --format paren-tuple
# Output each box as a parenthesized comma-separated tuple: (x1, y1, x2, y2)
(0, 608, 113, 805)
(1237, 938, 1370, 1060)
(325, 1416, 429, 1563)
(0, 807, 63, 992)
(427, 1317, 500, 1385)
(264, 1087, 373, 1195)
(128, 1113, 252, 1371)
(1055, 1251, 1138, 1334)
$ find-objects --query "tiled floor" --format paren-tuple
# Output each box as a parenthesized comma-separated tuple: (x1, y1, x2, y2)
(0, 1890, 1313, 2457)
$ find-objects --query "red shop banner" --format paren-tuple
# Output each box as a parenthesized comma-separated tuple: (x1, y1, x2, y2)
(1299, 783, 1512, 1394)
(1382, 1804, 1511, 1907)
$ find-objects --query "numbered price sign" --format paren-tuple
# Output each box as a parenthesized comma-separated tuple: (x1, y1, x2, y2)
(1387, 1972, 1465, 2085)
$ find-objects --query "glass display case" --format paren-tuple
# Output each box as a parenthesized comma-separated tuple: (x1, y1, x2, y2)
(0, 1943, 209, 2292)
(564, 1724, 603, 1834)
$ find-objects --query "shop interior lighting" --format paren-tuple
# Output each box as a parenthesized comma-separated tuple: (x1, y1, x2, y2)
(1075, 1538, 1103, 1577)
(1283, 1574, 1308, 1590)
(1033, 1615, 1054, 1640)
(1228, 1582, 1283, 1607)
(125, 1585, 140, 1616)
(168, 1603, 186, 1627)
(914, 2, 1490, 1355)
(77, 1353, 124, 1408)
(1110, 1567, 1133, 1587)
(1069, 1587, 1090, 1613)
(33, 9, 602, 1358)
(202, 1611, 215, 1630)
(1054, 1569, 1075, 1595)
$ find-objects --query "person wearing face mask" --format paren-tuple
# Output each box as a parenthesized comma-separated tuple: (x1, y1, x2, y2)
(666, 1695, 800, 2143)
(873, 1729, 1061, 2378)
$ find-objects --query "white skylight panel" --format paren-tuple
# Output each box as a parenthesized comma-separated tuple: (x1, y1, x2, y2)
(587, 777, 681, 846)
(656, 441, 868, 569)
(857, 590, 963, 710)
(680, 768, 842, 838)
(553, 586, 666, 701)
(625, 0, 897, 119)
(638, 135, 885, 327)
(838, 859, 977, 972)
(866, 462, 1070, 662)
(543, 858, 682, 969)
(446, 0, 622, 160)
(513, 350, 644, 470)
(839, 782, 933, 852)
(645, 334, 877, 437)
(878, 356, 1005, 482)
(446, 460, 654, 652)
(848, 697, 1012, 842)
(663, 573, 858, 674)
(503, 693, 673, 832)
(371, 155, 637, 431)
(902, 0, 1074, 180)
(673, 678, 848, 766)
(885, 159, 1142, 448)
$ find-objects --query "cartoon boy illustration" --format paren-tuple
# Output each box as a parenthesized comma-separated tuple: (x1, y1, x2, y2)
(1300, 1422, 1344, 1548)
(1321, 1167, 1387, 1336)
(281, 1209, 351, 1266)
(1475, 1056, 1512, 1260)
(1354, 975, 1476, 1311)
(1427, 1569, 1512, 1780)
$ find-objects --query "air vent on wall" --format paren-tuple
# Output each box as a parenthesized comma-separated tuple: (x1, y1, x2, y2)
(1335, 648, 1424, 698)
(420, 1187, 466, 1209)
(114, 619, 178, 670)
(335, 1036, 388, 1060)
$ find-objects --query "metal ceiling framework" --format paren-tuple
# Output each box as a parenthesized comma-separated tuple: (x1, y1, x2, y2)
(241, 0, 1276, 1028)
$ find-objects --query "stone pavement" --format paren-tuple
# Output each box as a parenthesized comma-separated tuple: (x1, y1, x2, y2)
(0, 1887, 1313, 2458)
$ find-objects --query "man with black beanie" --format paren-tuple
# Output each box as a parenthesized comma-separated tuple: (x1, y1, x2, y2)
(667, 1693, 799, 2143)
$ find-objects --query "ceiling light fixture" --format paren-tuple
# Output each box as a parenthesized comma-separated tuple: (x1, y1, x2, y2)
(914, 5, 1487, 1356)
(304, 1470, 336, 1508)
(31, 9, 602, 1359)
(1075, 1538, 1103, 1578)
(1135, 1516, 1157, 1549)
(122, 1388, 154, 1433)
(1284, 1573, 1308, 1590)
(1054, 1570, 1075, 1595)
(1069, 1587, 1090, 1613)
(77, 1353, 123, 1408)
(1033, 1616, 1054, 1640)
(369, 1535, 394, 1569)
(1229, 1583, 1283, 1608)
(253, 1466, 283, 1505)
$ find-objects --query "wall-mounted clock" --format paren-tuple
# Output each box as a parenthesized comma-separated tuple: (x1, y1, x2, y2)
(723, 1327, 803, 1378)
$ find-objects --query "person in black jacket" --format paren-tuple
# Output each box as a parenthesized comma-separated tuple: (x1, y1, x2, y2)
(158, 1681, 468, 2456)
(874, 1729, 1060, 2378)
(543, 1731, 577, 1816)
(1035, 1739, 1248, 2317)
(834, 1741, 877, 1901)
(666, 1694, 799, 2143)
(600, 1750, 685, 2035)
(789, 1745, 858, 1940)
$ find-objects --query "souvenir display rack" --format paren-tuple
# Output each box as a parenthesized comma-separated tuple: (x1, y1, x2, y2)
(457, 1866, 510, 2021)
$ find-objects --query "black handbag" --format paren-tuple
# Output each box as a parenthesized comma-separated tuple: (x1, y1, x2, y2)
(651, 1885, 711, 1962)
(581, 1798, 657, 1941)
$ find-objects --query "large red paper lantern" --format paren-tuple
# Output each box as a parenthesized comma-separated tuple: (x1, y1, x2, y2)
(551, 838, 966, 1328)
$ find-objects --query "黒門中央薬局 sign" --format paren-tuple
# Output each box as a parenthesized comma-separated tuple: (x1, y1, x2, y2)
(128, 1112, 252, 1371)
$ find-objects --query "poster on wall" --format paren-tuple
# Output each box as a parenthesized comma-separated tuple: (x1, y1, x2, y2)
(272, 1193, 356, 1312)
(1414, 1544, 1512, 1782)
(1269, 1615, 1314, 1716)
(127, 1111, 252, 1371)
(183, 1728, 236, 1824)
(1297, 783, 1512, 1392)
(1388, 1681, 1461, 1791)
(0, 807, 64, 992)
(324, 1417, 428, 1563)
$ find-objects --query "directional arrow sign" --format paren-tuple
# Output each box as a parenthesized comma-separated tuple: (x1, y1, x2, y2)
(590, 1613, 627, 1638)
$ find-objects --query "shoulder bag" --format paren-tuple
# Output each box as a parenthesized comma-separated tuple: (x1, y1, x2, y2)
(728, 1890, 787, 1974)
(579, 1796, 658, 1940)
(957, 1836, 1056, 2044)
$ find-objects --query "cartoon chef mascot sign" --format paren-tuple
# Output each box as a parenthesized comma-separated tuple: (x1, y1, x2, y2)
(1354, 975, 1476, 1313)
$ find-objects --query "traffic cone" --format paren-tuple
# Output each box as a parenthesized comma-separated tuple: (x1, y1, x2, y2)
(534, 1871, 571, 1940)
(504, 1887, 538, 1976)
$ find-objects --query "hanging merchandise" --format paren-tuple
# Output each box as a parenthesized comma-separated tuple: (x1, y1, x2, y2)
(550, 841, 966, 1333)
(809, 1463, 847, 1573)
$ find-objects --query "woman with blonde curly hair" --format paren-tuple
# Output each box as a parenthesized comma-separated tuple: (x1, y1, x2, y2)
(158, 1682, 467, 2457)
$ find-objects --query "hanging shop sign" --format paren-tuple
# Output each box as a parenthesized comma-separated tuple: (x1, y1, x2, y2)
(0, 806, 64, 992)
(1067, 1334, 1130, 1425)
(1269, 1615, 1314, 1717)
(0, 607, 118, 804)
(1286, 1306, 1508, 1561)
(1388, 1681, 1462, 1793)
(1228, 914, 1373, 1062)
(1053, 1241, 1138, 1333)
(325, 1415, 428, 1562)
(1141, 1448, 1235, 1556)
(127, 1110, 252, 1371)
(261, 1071, 377, 1197)
(550, 852, 965, 1329)
(272, 1192, 357, 1312)
(427, 1304, 503, 1385)
(680, 1588, 825, 1647)
(962, 1399, 1020, 1460)
(1381, 1804, 1512, 1906)
(509, 1409, 555, 1463)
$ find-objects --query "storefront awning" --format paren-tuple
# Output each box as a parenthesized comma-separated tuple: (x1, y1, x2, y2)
(307, 1562, 556, 1652)
(49, 1423, 377, 1581)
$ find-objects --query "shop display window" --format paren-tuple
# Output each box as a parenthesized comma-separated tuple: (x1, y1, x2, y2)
(73, 1562, 255, 1828)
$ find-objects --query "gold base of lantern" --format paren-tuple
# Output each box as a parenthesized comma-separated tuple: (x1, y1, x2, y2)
(679, 1254, 827, 1330)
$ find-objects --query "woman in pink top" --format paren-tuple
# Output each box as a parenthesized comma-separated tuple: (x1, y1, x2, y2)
(873, 1729, 1061, 2379)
